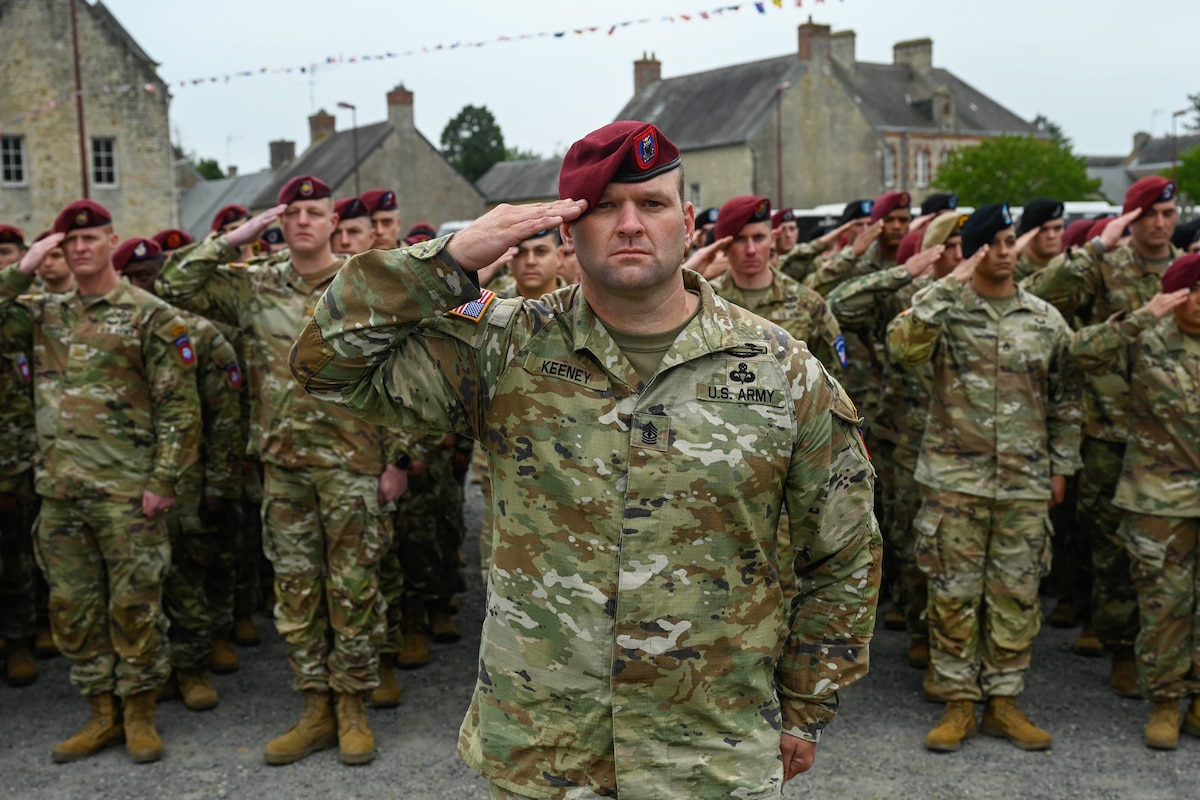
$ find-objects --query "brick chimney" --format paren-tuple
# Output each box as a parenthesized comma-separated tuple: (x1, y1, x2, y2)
(308, 109, 336, 146)
(1132, 131, 1152, 155)
(797, 17, 831, 62)
(893, 38, 933, 76)
(830, 30, 855, 69)
(387, 84, 414, 129)
(269, 139, 296, 172)
(227, 165, 238, 178)
(634, 52, 661, 96)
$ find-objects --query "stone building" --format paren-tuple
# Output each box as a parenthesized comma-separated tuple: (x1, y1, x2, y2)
(613, 19, 1038, 210)
(244, 86, 484, 229)
(0, 0, 173, 236)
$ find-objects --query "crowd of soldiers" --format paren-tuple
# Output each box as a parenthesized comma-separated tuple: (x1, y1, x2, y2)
(0, 125, 1199, 787)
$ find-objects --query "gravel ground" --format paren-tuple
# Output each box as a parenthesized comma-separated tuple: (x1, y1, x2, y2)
(3, 477, 1199, 799)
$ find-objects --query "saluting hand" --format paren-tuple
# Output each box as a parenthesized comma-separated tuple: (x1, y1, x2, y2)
(18, 232, 64, 276)
(446, 199, 586, 272)
(951, 245, 987, 283)
(681, 235, 733, 279)
(1138, 288, 1192, 320)
(903, 245, 944, 279)
(1013, 227, 1039, 257)
(851, 220, 882, 257)
(1099, 209, 1141, 251)
(225, 205, 287, 249)
(818, 220, 855, 249)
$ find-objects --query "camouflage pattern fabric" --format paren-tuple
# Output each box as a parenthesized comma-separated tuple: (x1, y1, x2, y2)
(1013, 252, 1064, 284)
(915, 490, 1052, 701)
(890, 462, 928, 642)
(35, 496, 171, 696)
(262, 464, 393, 694)
(887, 276, 1083, 500)
(778, 240, 831, 287)
(0, 266, 201, 501)
(233, 462, 266, 618)
(0, 471, 38, 640)
(805, 239, 894, 297)
(397, 439, 467, 602)
(1121, 514, 1200, 701)
(709, 267, 847, 374)
(163, 461, 216, 670)
(289, 237, 881, 799)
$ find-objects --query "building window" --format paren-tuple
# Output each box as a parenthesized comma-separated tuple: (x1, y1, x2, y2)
(690, 182, 702, 208)
(882, 145, 897, 189)
(91, 137, 117, 187)
(1, 136, 26, 186)
(916, 149, 931, 188)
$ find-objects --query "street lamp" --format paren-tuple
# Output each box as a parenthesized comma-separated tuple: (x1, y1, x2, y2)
(1172, 107, 1188, 185)
(775, 81, 792, 210)
(337, 101, 360, 195)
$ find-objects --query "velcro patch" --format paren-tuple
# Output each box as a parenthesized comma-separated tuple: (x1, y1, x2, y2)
(632, 412, 669, 452)
(447, 289, 496, 323)
(523, 353, 605, 389)
(175, 335, 196, 365)
(697, 383, 786, 407)
(226, 362, 243, 388)
(834, 334, 848, 368)
(16, 354, 31, 382)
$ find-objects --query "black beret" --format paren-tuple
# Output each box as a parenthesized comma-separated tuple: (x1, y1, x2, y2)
(920, 193, 957, 217)
(697, 208, 719, 227)
(838, 199, 874, 226)
(961, 203, 1014, 258)
(1017, 198, 1064, 235)
(1171, 218, 1200, 250)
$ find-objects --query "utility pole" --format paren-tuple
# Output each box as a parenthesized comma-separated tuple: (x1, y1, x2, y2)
(70, 0, 89, 198)
(338, 101, 360, 195)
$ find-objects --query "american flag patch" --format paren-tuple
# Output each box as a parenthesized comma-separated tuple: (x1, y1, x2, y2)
(447, 288, 496, 323)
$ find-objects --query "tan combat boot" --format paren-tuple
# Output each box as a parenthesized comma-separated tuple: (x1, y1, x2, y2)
(906, 640, 929, 670)
(980, 696, 1052, 750)
(1183, 696, 1200, 738)
(34, 627, 58, 658)
(211, 639, 240, 674)
(52, 693, 124, 763)
(1110, 648, 1140, 699)
(429, 599, 461, 644)
(1071, 625, 1103, 657)
(264, 690, 337, 765)
(123, 690, 164, 763)
(397, 604, 430, 669)
(232, 616, 261, 647)
(1144, 700, 1181, 750)
(1047, 597, 1076, 629)
(336, 692, 376, 765)
(925, 700, 977, 752)
(884, 605, 906, 632)
(4, 643, 38, 687)
(177, 669, 219, 711)
(368, 654, 403, 709)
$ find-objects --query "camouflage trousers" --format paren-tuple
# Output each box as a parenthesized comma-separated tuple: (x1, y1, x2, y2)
(1122, 513, 1200, 701)
(1044, 473, 1089, 614)
(234, 461, 266, 617)
(34, 495, 170, 697)
(262, 464, 393, 694)
(890, 458, 928, 642)
(1078, 437, 1138, 649)
(489, 784, 598, 800)
(0, 471, 39, 640)
(162, 463, 238, 670)
(916, 490, 1051, 701)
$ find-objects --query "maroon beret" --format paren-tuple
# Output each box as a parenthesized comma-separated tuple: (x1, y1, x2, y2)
(895, 229, 925, 266)
(1123, 176, 1176, 216)
(1087, 215, 1117, 243)
(334, 197, 370, 220)
(558, 121, 681, 214)
(360, 189, 398, 214)
(1061, 218, 1094, 251)
(277, 175, 331, 206)
(53, 200, 113, 234)
(151, 228, 194, 251)
(870, 191, 911, 224)
(771, 208, 796, 229)
(1162, 253, 1200, 293)
(210, 204, 250, 233)
(112, 237, 162, 274)
(715, 196, 771, 241)
(0, 225, 25, 247)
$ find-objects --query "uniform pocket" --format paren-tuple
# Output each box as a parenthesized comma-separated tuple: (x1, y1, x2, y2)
(912, 504, 943, 577)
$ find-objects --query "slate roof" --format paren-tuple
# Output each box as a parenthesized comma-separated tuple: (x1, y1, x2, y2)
(476, 158, 563, 204)
(252, 121, 392, 208)
(1131, 133, 1200, 167)
(179, 169, 276, 239)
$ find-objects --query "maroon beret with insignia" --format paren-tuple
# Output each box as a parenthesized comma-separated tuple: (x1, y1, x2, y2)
(53, 200, 113, 235)
(771, 208, 796, 229)
(211, 204, 250, 233)
(334, 197, 370, 220)
(112, 237, 162, 274)
(360, 189, 398, 214)
(1123, 176, 1175, 216)
(895, 229, 925, 266)
(277, 175, 332, 206)
(152, 228, 194, 252)
(715, 196, 772, 241)
(870, 191, 911, 224)
(1162, 253, 1200, 293)
(407, 221, 437, 239)
(558, 121, 682, 215)
(0, 225, 25, 247)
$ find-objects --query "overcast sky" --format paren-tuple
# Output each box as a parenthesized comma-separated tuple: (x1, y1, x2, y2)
(96, 0, 1198, 175)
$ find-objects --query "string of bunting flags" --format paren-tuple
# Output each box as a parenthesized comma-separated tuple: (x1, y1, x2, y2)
(0, 0, 829, 133)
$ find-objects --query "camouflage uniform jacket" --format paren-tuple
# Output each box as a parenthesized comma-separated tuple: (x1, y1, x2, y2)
(1014, 252, 1063, 284)
(887, 276, 1083, 500)
(778, 240, 828, 286)
(805, 240, 895, 297)
(290, 237, 881, 799)
(157, 237, 395, 475)
(0, 266, 201, 501)
(1071, 310, 1200, 517)
(1033, 241, 1179, 442)
(709, 267, 847, 373)
(0, 303, 36, 492)
(177, 308, 243, 498)
(883, 312, 934, 472)
(826, 265, 928, 444)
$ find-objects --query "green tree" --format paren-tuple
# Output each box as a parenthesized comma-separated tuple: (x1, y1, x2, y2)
(932, 135, 1101, 206)
(192, 158, 224, 180)
(440, 104, 506, 183)
(1032, 114, 1070, 146)
(1164, 146, 1200, 205)
(1186, 92, 1200, 131)
(504, 145, 542, 161)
